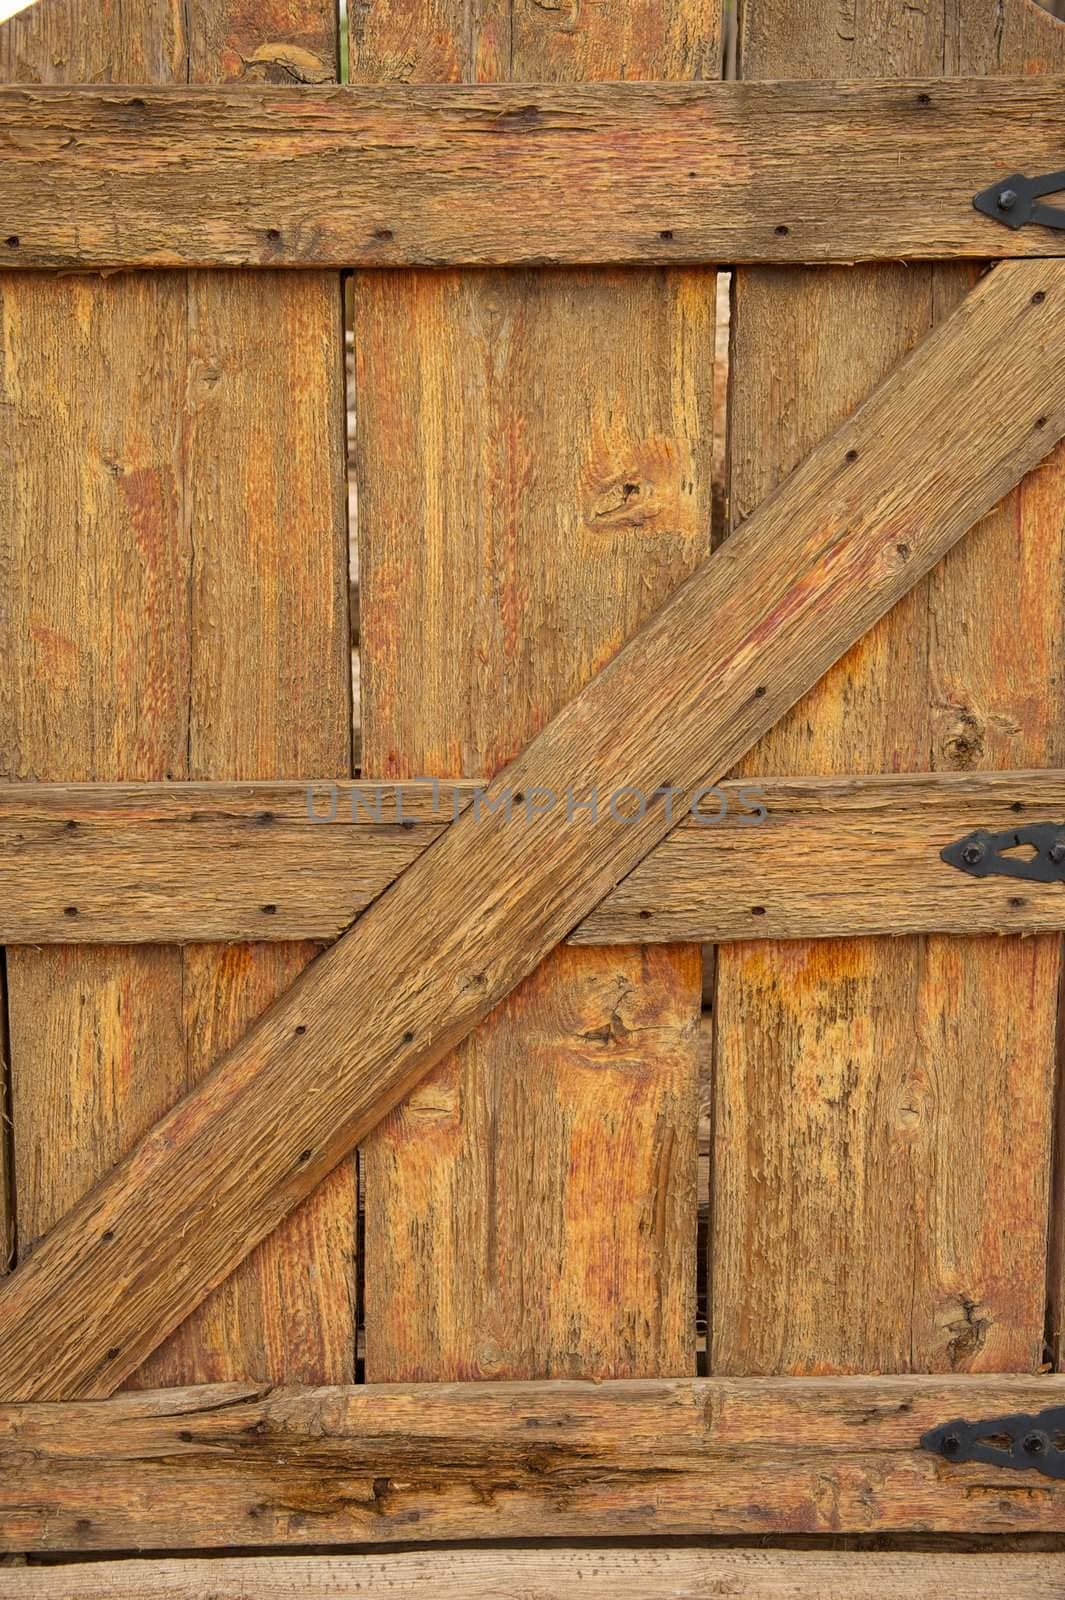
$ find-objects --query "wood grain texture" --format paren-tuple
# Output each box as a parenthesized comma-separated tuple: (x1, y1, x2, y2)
(0, 258, 188, 1286)
(945, 0, 1065, 1389)
(0, 0, 187, 82)
(137, 261, 354, 1388)
(0, 0, 356, 1396)
(575, 771, 1065, 944)
(13, 772, 1065, 946)
(140, 0, 354, 1391)
(0, 0, 194, 1390)
(4, 1374, 1065, 1549)
(6, 76, 1065, 268)
(0, 781, 460, 944)
(354, 0, 713, 1382)
(710, 0, 1062, 1381)
(0, 256, 1061, 1401)
(6, 1551, 1065, 1600)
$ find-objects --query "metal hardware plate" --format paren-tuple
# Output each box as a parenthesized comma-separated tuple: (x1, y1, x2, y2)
(922, 1405, 1065, 1479)
(941, 822, 1065, 883)
(973, 169, 1065, 232)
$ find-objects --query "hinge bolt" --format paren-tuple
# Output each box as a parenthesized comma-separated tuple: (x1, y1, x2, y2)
(961, 843, 985, 866)
(998, 189, 1018, 211)
(1049, 842, 1065, 865)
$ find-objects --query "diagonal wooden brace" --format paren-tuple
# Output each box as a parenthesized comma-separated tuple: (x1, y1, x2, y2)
(1, 258, 1063, 1400)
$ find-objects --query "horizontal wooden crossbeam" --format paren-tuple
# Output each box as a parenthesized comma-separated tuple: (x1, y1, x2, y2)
(5, 770, 1065, 945)
(3, 77, 1065, 269)
(1, 1375, 1063, 1550)
(574, 768, 1065, 942)
(5, 1552, 1061, 1600)
(0, 260, 1061, 1403)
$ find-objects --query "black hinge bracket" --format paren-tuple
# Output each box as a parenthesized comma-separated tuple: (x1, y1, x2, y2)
(921, 1405, 1065, 1479)
(973, 170, 1065, 232)
(941, 822, 1065, 884)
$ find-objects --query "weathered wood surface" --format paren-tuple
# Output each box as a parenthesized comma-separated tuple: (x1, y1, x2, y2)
(709, 0, 1063, 1382)
(0, 0, 356, 1395)
(10, 772, 1065, 945)
(0, 0, 190, 1360)
(940, 0, 1065, 1393)
(2, 1375, 1065, 1550)
(354, 0, 712, 1384)
(5, 77, 1065, 268)
(0, 258, 1061, 1401)
(0, 781, 459, 943)
(570, 769, 1065, 943)
(5, 1550, 1065, 1600)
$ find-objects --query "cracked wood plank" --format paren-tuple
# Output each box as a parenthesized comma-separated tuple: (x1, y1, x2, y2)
(352, 0, 714, 1385)
(5, 75, 1065, 267)
(11, 771, 1065, 945)
(2, 1374, 1065, 1549)
(0, 0, 355, 1399)
(0, 255, 1062, 1400)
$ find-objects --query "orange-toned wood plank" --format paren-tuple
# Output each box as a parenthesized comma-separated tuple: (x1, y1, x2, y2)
(17, 771, 1065, 948)
(4, 1374, 1065, 1550)
(711, 0, 1063, 1378)
(10, 76, 1065, 270)
(0, 254, 1061, 1401)
(138, 4, 355, 1389)
(941, 0, 1065, 1385)
(138, 264, 354, 1385)
(0, 0, 192, 1344)
(353, 0, 716, 1382)
(0, 0, 355, 1397)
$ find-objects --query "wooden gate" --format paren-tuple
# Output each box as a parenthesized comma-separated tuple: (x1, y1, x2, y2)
(3, 0, 1065, 1593)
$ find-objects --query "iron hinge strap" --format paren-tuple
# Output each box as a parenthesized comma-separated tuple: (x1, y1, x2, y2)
(922, 1406, 1065, 1479)
(942, 821, 1065, 883)
(974, 170, 1065, 232)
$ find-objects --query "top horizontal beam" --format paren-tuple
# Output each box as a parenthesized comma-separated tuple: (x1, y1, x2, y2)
(3, 77, 1065, 269)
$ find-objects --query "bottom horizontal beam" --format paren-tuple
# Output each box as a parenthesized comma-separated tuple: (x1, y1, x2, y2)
(4, 1550, 1065, 1599)
(2, 1375, 1064, 1552)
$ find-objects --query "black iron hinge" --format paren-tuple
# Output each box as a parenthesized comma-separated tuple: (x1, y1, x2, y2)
(973, 170, 1065, 232)
(941, 822, 1065, 884)
(922, 1405, 1065, 1479)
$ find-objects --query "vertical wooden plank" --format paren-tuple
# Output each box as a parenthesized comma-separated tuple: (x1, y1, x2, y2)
(711, 0, 1063, 1378)
(0, 0, 355, 1391)
(0, 0, 192, 1318)
(0, 1, 190, 1299)
(353, 0, 718, 1381)
(943, 0, 1065, 1379)
(138, 3, 356, 1390)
